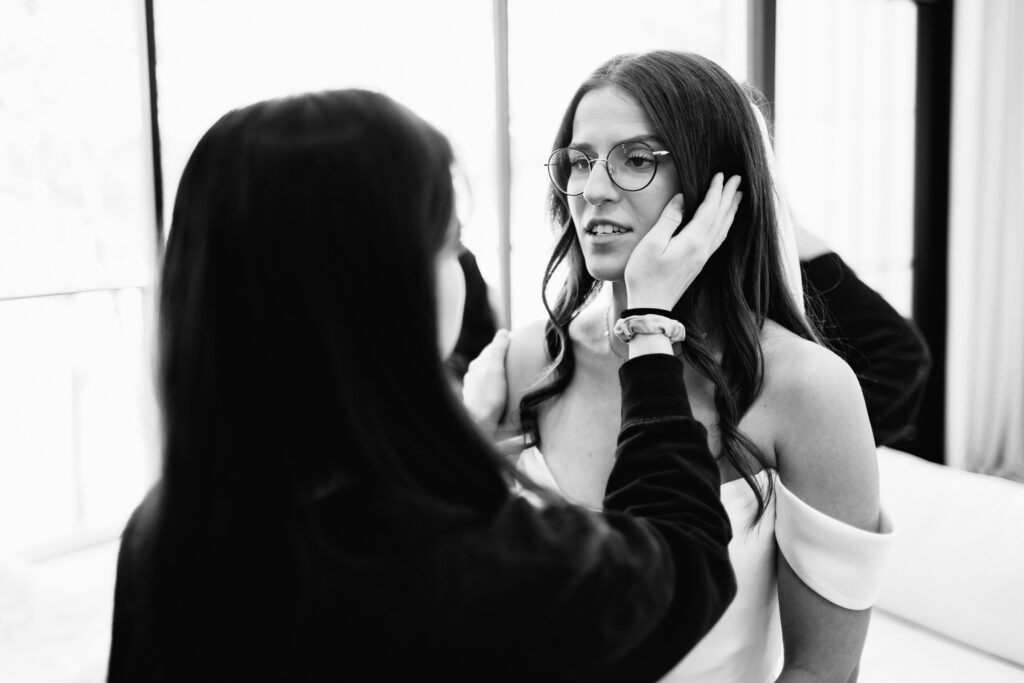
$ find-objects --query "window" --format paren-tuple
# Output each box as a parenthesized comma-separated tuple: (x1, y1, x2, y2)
(775, 0, 918, 314)
(0, 0, 156, 555)
(155, 0, 499, 296)
(506, 0, 748, 325)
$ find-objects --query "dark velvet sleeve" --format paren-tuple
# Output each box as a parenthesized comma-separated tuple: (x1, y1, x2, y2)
(597, 353, 736, 681)
(443, 354, 735, 682)
(802, 252, 932, 446)
(444, 247, 498, 381)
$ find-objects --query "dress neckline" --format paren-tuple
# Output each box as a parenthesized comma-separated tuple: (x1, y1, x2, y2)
(518, 446, 773, 510)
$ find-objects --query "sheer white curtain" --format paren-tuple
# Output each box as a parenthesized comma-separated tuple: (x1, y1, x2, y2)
(774, 0, 917, 316)
(946, 0, 1024, 480)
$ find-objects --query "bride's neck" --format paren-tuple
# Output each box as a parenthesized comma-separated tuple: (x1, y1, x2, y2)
(607, 282, 713, 337)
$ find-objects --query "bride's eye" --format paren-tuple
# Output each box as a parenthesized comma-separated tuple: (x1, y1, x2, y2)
(621, 148, 656, 170)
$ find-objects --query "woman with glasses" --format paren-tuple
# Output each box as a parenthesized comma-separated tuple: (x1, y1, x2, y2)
(475, 51, 894, 682)
(107, 89, 744, 682)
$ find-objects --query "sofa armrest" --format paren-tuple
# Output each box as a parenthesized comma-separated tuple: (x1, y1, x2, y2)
(876, 447, 1024, 666)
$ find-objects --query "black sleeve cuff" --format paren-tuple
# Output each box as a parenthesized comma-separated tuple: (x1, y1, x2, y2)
(618, 354, 694, 425)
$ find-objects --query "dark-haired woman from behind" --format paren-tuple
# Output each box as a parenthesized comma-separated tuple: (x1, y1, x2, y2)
(107, 89, 741, 682)
(491, 52, 897, 681)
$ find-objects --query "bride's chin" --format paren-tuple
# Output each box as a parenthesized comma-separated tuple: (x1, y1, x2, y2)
(581, 243, 633, 283)
(585, 261, 626, 283)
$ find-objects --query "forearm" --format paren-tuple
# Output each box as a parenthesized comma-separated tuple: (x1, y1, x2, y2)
(605, 355, 726, 531)
(776, 667, 826, 683)
(776, 664, 859, 683)
(457, 355, 728, 679)
(600, 354, 735, 681)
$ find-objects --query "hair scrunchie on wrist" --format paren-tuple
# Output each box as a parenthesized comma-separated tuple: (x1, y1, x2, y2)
(613, 313, 686, 343)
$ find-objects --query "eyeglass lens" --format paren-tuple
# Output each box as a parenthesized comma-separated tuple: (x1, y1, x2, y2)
(547, 142, 660, 195)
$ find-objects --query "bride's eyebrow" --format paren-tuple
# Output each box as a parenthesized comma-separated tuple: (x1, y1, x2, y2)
(567, 134, 665, 152)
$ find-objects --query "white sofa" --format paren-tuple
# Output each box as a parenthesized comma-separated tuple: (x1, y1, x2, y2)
(860, 447, 1024, 682)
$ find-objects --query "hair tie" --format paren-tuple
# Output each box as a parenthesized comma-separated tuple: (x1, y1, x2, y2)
(613, 314, 686, 344)
(619, 307, 678, 320)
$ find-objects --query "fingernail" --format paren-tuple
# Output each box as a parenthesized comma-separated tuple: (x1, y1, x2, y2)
(673, 193, 684, 206)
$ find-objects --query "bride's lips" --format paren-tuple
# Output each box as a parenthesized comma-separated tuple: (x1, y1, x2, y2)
(583, 219, 633, 239)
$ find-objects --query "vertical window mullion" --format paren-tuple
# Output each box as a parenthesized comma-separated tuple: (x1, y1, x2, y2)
(747, 0, 777, 122)
(910, 0, 954, 463)
(144, 0, 164, 249)
(492, 0, 513, 329)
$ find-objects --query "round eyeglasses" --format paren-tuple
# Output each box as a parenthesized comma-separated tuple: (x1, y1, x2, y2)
(545, 141, 671, 196)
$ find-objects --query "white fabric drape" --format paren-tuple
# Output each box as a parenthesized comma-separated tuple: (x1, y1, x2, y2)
(946, 0, 1024, 480)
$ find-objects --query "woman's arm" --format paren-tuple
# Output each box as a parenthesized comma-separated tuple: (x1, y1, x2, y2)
(450, 353, 734, 683)
(770, 341, 881, 682)
(795, 223, 931, 447)
(597, 353, 736, 681)
(801, 251, 931, 447)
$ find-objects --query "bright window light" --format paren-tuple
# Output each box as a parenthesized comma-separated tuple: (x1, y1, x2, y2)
(0, 0, 156, 556)
(775, 0, 917, 315)
(507, 0, 747, 326)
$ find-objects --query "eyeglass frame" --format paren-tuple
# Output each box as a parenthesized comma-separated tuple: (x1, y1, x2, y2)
(544, 140, 672, 196)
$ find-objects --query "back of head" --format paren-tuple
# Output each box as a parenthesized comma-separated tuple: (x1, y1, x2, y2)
(162, 89, 502, 500)
(149, 90, 507, 678)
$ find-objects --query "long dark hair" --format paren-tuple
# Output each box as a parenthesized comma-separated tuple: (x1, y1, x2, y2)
(520, 51, 817, 523)
(149, 89, 514, 678)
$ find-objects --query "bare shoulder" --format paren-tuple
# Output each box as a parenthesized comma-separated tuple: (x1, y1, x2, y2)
(759, 320, 879, 529)
(504, 319, 554, 428)
(759, 320, 863, 409)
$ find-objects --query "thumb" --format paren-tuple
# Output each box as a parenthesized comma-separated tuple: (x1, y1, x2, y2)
(490, 328, 510, 352)
(478, 329, 510, 362)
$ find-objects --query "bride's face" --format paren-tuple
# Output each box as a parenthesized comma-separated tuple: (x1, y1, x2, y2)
(567, 85, 680, 283)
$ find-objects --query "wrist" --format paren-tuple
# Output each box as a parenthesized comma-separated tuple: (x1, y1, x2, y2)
(626, 293, 674, 310)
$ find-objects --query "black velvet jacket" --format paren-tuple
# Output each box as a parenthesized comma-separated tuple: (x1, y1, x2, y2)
(802, 252, 932, 447)
(108, 354, 735, 682)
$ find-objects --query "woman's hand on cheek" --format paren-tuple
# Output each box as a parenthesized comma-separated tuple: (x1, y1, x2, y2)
(624, 173, 742, 309)
(462, 329, 511, 437)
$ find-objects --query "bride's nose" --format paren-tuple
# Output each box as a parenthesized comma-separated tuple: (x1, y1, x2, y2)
(582, 159, 620, 206)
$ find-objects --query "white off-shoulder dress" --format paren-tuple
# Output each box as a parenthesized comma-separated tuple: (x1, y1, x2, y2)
(516, 446, 895, 683)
